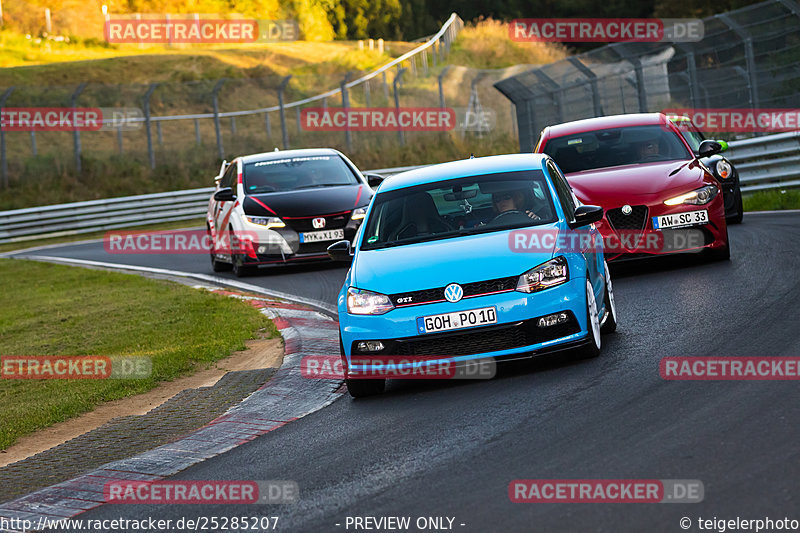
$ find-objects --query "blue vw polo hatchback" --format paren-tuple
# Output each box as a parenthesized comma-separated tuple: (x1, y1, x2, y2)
(328, 154, 618, 397)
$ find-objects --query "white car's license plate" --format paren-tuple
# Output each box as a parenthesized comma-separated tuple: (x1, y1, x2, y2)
(299, 229, 344, 243)
(652, 209, 708, 229)
(416, 306, 497, 334)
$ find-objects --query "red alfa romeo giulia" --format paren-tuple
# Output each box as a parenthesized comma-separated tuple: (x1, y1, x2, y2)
(535, 113, 730, 261)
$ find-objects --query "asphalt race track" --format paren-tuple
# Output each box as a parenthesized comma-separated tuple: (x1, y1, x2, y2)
(12, 212, 800, 532)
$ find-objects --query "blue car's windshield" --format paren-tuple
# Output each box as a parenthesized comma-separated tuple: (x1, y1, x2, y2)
(543, 124, 693, 173)
(243, 155, 359, 194)
(360, 170, 557, 251)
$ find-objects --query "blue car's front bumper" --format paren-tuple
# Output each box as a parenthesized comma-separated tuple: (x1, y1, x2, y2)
(339, 277, 591, 372)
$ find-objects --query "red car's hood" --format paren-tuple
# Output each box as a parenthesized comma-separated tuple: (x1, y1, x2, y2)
(566, 159, 708, 207)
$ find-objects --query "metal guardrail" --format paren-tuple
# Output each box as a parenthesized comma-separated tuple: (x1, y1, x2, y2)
(1, 130, 797, 245)
(725, 131, 800, 192)
(0, 165, 425, 244)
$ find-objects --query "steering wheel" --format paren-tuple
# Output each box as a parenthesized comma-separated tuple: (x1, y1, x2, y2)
(490, 210, 525, 224)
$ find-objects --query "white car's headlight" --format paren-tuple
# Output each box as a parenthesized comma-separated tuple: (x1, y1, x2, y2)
(347, 287, 394, 315)
(516, 256, 569, 293)
(664, 185, 718, 206)
(715, 160, 732, 180)
(242, 214, 285, 229)
(351, 207, 367, 221)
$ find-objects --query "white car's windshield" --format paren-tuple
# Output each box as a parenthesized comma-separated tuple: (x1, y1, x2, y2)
(544, 125, 693, 173)
(360, 170, 556, 250)
(243, 155, 359, 193)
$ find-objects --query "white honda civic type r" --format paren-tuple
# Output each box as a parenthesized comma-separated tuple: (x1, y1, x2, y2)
(206, 148, 383, 276)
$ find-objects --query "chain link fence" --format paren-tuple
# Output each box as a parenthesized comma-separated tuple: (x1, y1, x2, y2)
(0, 15, 468, 190)
(495, 0, 800, 151)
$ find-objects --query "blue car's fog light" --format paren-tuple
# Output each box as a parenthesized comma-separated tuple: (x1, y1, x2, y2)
(356, 341, 385, 352)
(537, 312, 570, 328)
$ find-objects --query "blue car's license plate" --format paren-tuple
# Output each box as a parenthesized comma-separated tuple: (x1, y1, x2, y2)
(416, 306, 497, 334)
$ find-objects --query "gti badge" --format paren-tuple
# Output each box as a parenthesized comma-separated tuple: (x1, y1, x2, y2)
(621, 204, 633, 215)
(312, 217, 326, 229)
(444, 283, 463, 303)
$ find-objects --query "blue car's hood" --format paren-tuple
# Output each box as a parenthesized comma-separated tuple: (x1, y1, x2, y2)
(351, 225, 559, 293)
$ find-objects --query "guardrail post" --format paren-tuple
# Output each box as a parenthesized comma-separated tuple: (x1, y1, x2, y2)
(30, 131, 37, 156)
(143, 83, 159, 169)
(341, 71, 353, 152)
(278, 75, 292, 150)
(296, 106, 301, 135)
(364, 79, 371, 107)
(116, 127, 123, 153)
(264, 112, 271, 139)
(70, 82, 87, 174)
(382, 72, 389, 102)
(432, 41, 437, 67)
(211, 78, 227, 160)
(157, 121, 163, 146)
(422, 48, 429, 77)
(230, 117, 237, 137)
(194, 118, 201, 145)
(0, 87, 14, 188)
(438, 66, 450, 109)
(394, 67, 407, 145)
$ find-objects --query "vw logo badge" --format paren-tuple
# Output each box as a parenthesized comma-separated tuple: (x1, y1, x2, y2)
(312, 217, 326, 229)
(444, 283, 463, 303)
(621, 204, 633, 215)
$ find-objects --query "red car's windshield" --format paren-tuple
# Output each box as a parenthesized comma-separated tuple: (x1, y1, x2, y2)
(543, 125, 693, 174)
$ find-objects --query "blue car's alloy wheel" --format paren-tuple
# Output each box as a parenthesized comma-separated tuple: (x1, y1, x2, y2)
(601, 261, 617, 334)
(578, 279, 602, 359)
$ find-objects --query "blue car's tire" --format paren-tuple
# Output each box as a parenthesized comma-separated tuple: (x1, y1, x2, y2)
(346, 377, 386, 398)
(341, 332, 385, 398)
(577, 279, 602, 359)
(600, 261, 617, 334)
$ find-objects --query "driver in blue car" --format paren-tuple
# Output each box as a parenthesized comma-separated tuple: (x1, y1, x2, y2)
(491, 189, 541, 221)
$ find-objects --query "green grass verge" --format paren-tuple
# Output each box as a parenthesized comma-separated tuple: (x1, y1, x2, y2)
(0, 258, 272, 450)
(743, 189, 800, 212)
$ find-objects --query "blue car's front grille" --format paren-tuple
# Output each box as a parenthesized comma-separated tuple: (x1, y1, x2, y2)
(352, 312, 580, 358)
(390, 276, 518, 307)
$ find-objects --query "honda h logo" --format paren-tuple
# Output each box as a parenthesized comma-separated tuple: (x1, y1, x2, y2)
(444, 283, 463, 303)
(312, 217, 326, 229)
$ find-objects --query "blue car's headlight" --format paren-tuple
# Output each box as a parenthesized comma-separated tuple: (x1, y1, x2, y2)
(347, 287, 395, 315)
(516, 256, 569, 293)
(664, 185, 718, 206)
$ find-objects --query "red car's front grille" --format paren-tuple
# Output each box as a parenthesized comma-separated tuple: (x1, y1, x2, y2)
(606, 205, 649, 231)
